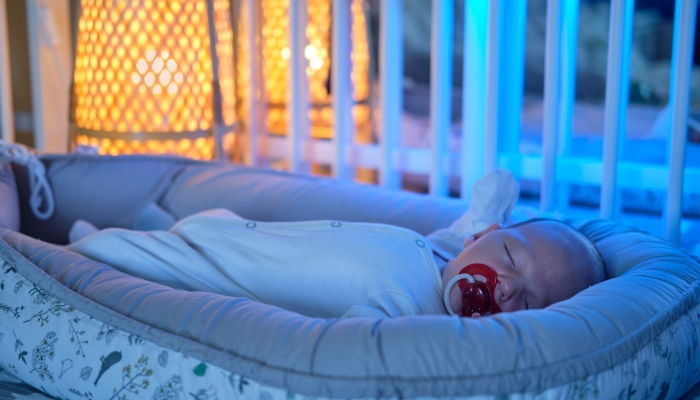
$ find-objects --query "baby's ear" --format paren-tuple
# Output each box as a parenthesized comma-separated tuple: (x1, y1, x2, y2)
(464, 222, 502, 247)
(474, 222, 502, 239)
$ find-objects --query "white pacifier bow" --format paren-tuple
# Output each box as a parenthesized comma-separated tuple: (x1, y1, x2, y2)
(443, 273, 475, 316)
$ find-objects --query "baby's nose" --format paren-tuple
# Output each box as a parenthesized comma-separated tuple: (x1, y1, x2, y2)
(494, 281, 507, 302)
(494, 281, 518, 311)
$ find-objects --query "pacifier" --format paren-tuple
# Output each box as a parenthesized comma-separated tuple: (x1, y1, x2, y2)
(444, 263, 502, 317)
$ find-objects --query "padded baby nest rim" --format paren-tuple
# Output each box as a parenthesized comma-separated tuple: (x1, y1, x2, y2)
(3, 228, 700, 398)
(31, 153, 319, 184)
(12, 154, 468, 245)
(0, 232, 312, 390)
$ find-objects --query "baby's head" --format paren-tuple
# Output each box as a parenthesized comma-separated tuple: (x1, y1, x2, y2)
(442, 218, 605, 317)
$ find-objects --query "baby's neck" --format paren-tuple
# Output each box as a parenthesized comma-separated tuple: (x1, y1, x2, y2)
(432, 252, 449, 273)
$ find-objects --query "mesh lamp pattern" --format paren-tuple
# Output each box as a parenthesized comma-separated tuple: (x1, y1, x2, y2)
(237, 0, 371, 141)
(73, 0, 236, 160)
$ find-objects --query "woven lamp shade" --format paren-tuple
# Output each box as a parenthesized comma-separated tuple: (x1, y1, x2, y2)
(73, 0, 236, 160)
(236, 0, 371, 141)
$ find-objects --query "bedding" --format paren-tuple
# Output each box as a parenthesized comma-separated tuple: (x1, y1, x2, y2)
(0, 154, 699, 399)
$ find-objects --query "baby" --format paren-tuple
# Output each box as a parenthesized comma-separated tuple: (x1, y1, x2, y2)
(67, 169, 605, 319)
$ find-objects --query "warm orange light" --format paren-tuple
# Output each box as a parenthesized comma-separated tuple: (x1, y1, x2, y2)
(73, 0, 236, 160)
(236, 0, 371, 141)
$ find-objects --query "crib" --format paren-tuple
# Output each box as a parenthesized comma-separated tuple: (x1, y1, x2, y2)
(233, 0, 700, 247)
(1, 1, 699, 246)
(1, 0, 700, 399)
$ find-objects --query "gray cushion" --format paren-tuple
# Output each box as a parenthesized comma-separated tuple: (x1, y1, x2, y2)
(160, 164, 467, 236)
(13, 155, 466, 242)
(13, 155, 192, 244)
(0, 163, 19, 231)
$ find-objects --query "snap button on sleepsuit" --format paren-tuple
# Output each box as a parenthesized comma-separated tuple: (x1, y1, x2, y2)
(331, 221, 341, 227)
(415, 239, 425, 247)
(246, 222, 256, 228)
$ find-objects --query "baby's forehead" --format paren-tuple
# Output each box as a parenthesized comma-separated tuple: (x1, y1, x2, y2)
(505, 223, 583, 280)
(507, 221, 582, 250)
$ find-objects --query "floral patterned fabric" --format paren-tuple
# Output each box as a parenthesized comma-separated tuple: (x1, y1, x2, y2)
(1, 250, 700, 399)
(0, 255, 299, 399)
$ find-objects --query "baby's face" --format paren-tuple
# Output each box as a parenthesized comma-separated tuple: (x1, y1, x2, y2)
(442, 221, 590, 317)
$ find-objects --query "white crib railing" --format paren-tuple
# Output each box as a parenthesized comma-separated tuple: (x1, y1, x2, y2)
(600, 0, 634, 220)
(0, 0, 698, 245)
(667, 0, 698, 244)
(378, 0, 402, 190)
(331, 0, 353, 181)
(541, 0, 565, 213)
(429, 0, 453, 197)
(249, 0, 698, 245)
(0, 0, 13, 145)
(254, 0, 700, 242)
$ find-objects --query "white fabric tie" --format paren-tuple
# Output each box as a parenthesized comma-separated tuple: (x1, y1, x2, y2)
(0, 142, 55, 220)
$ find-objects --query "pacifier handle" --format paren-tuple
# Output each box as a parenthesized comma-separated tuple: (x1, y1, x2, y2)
(444, 273, 475, 316)
(444, 263, 502, 317)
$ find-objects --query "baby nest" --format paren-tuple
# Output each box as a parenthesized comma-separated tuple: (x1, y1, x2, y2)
(0, 154, 699, 399)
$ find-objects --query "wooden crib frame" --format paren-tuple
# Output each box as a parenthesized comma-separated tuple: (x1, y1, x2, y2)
(0, 0, 697, 245)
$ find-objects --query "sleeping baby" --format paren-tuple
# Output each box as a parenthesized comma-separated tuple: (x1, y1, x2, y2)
(67, 169, 605, 319)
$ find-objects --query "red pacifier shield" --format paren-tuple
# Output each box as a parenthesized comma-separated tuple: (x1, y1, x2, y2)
(457, 263, 502, 316)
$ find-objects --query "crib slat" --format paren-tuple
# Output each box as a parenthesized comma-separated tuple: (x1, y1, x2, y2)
(0, 0, 14, 143)
(25, 0, 45, 150)
(558, 0, 580, 156)
(332, 0, 352, 180)
(484, 0, 501, 175)
(245, 0, 260, 167)
(498, 1, 527, 157)
(204, 0, 224, 160)
(379, 0, 402, 189)
(600, 0, 634, 219)
(429, 0, 454, 197)
(665, 0, 698, 244)
(460, 1, 488, 201)
(287, 0, 310, 173)
(556, 0, 580, 210)
(540, 0, 563, 212)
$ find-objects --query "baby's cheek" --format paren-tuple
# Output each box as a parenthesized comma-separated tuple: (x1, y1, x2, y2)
(448, 285, 463, 316)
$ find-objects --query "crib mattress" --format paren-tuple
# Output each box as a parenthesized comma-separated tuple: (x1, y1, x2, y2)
(398, 95, 700, 217)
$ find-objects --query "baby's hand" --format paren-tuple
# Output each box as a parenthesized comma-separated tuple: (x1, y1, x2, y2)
(470, 312, 482, 319)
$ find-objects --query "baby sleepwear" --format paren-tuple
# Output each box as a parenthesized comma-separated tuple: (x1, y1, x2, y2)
(67, 169, 519, 318)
